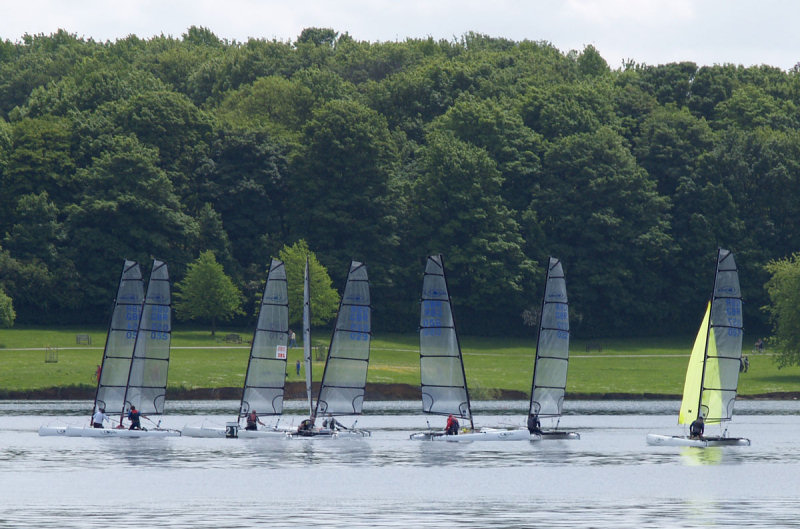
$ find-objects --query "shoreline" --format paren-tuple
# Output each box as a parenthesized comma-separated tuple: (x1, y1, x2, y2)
(1, 382, 799, 401)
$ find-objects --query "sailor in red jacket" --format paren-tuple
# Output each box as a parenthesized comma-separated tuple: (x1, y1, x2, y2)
(445, 414, 459, 435)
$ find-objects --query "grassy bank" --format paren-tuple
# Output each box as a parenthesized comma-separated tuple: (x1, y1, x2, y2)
(0, 326, 797, 398)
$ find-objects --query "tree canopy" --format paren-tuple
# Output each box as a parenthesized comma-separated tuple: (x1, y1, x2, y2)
(1, 27, 799, 339)
(173, 250, 243, 336)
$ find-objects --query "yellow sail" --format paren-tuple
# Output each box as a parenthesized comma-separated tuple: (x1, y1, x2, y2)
(702, 325, 723, 423)
(678, 303, 710, 424)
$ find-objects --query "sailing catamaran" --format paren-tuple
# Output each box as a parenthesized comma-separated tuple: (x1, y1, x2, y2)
(182, 259, 291, 438)
(647, 248, 749, 447)
(39, 259, 144, 437)
(290, 258, 371, 438)
(528, 257, 579, 440)
(410, 255, 534, 441)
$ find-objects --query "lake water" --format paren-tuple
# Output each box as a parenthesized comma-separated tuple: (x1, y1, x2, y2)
(2, 399, 800, 528)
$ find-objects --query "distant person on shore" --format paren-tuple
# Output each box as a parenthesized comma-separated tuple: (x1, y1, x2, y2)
(755, 338, 764, 353)
(289, 330, 297, 348)
(445, 414, 459, 435)
(128, 405, 145, 430)
(245, 410, 265, 431)
(296, 360, 301, 376)
(92, 407, 110, 428)
(94, 364, 101, 382)
(689, 415, 704, 439)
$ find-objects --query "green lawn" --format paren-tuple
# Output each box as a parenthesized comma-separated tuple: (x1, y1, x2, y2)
(0, 326, 797, 396)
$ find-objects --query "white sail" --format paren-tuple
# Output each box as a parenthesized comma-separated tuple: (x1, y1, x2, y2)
(419, 255, 472, 424)
(239, 259, 289, 418)
(122, 259, 171, 417)
(93, 260, 144, 416)
(303, 257, 313, 417)
(529, 257, 569, 419)
(315, 261, 371, 417)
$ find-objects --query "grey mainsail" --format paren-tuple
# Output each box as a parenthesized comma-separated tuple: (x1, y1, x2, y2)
(92, 260, 144, 418)
(529, 257, 570, 419)
(122, 259, 171, 418)
(315, 261, 371, 417)
(239, 259, 289, 419)
(702, 248, 744, 423)
(419, 255, 472, 428)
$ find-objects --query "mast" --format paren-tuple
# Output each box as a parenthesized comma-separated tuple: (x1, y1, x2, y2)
(303, 257, 314, 419)
(314, 261, 371, 418)
(120, 259, 172, 423)
(91, 260, 144, 422)
(419, 254, 473, 431)
(238, 259, 289, 423)
(529, 257, 569, 419)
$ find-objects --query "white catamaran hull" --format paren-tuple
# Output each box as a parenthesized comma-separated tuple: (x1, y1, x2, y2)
(38, 425, 70, 436)
(410, 428, 539, 442)
(539, 430, 581, 440)
(64, 426, 180, 438)
(288, 429, 370, 439)
(646, 433, 750, 447)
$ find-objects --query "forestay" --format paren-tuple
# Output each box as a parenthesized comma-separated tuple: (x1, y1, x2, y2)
(316, 261, 371, 416)
(122, 259, 171, 417)
(93, 260, 144, 417)
(239, 259, 289, 418)
(419, 255, 472, 423)
(529, 257, 570, 419)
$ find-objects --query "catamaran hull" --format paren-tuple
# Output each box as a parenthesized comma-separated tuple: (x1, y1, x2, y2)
(646, 433, 750, 447)
(63, 426, 179, 438)
(38, 425, 70, 436)
(237, 429, 291, 439)
(288, 429, 370, 439)
(410, 428, 539, 441)
(181, 426, 226, 438)
(540, 430, 580, 440)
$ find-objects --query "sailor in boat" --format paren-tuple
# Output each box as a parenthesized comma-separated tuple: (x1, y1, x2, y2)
(527, 414, 542, 435)
(245, 410, 265, 431)
(128, 405, 146, 430)
(445, 414, 459, 435)
(689, 415, 705, 439)
(323, 417, 346, 431)
(297, 418, 315, 436)
(92, 407, 110, 429)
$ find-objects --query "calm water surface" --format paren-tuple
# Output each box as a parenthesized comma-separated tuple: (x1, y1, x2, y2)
(2, 399, 800, 528)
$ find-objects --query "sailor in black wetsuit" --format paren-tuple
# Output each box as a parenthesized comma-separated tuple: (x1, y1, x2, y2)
(689, 415, 704, 439)
(527, 414, 542, 434)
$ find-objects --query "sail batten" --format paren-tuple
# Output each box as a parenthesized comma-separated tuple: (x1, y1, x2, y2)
(239, 259, 289, 419)
(315, 261, 371, 418)
(419, 255, 472, 425)
(529, 257, 570, 419)
(121, 259, 171, 418)
(93, 260, 145, 417)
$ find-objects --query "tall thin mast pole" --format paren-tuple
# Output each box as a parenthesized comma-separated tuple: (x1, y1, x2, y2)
(303, 257, 314, 420)
(696, 248, 723, 421)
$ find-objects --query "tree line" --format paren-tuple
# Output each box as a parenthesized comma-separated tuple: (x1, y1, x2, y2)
(1, 27, 799, 339)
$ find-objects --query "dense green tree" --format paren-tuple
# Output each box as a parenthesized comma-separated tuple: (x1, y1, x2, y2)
(195, 128, 289, 270)
(764, 253, 800, 367)
(431, 95, 544, 213)
(278, 240, 339, 329)
(174, 250, 243, 336)
(64, 135, 197, 315)
(533, 127, 673, 334)
(289, 99, 399, 282)
(411, 131, 537, 332)
(0, 286, 14, 327)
